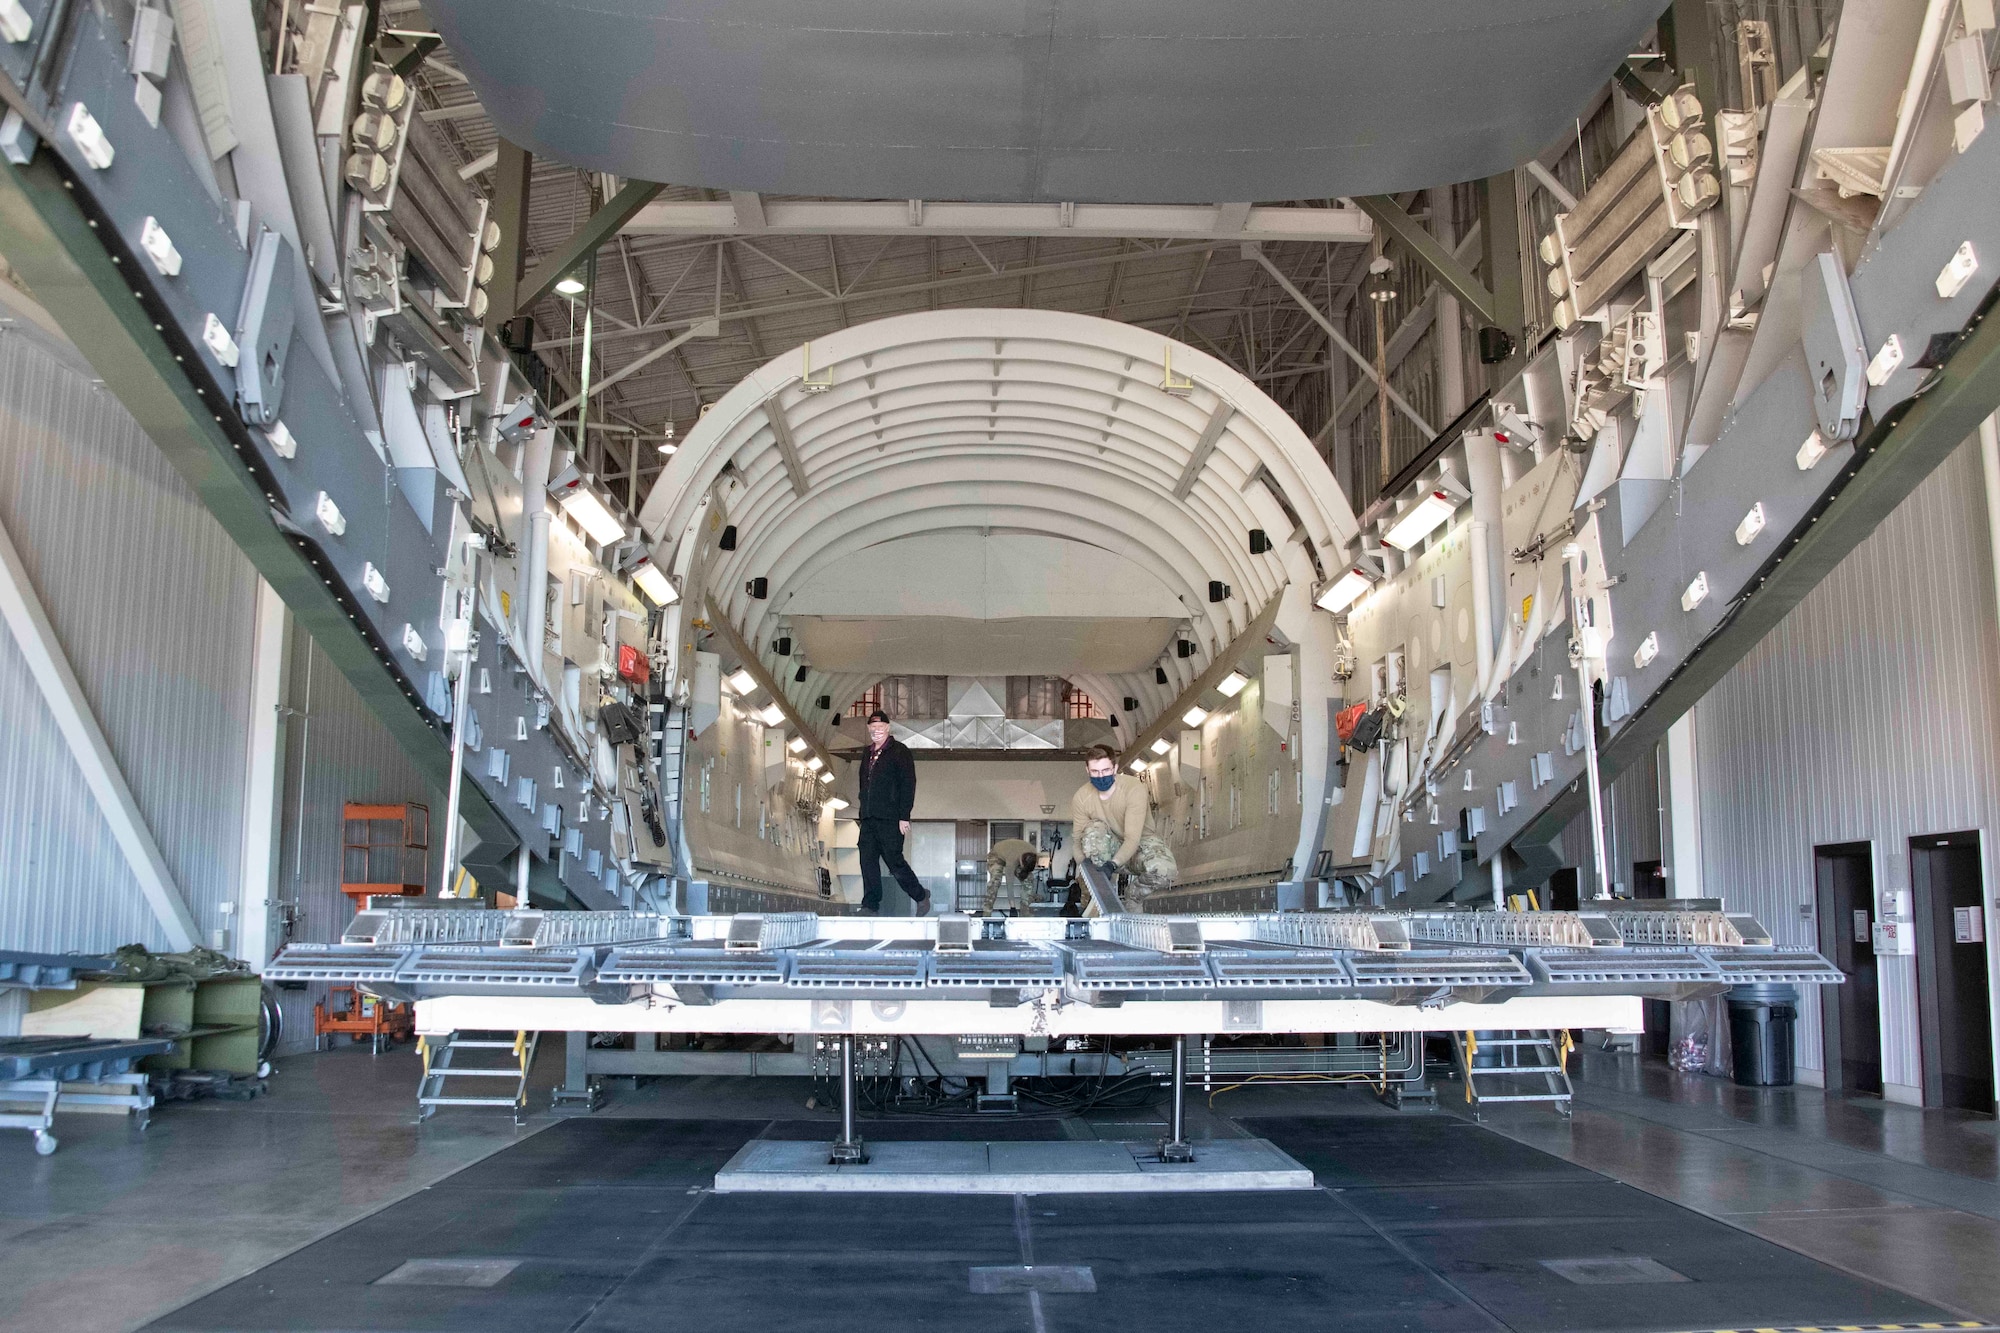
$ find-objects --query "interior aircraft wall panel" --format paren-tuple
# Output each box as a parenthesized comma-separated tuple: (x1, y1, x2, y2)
(1695, 437, 2000, 1091)
(679, 692, 820, 900)
(0, 288, 259, 955)
(906, 760, 1082, 823)
(270, 631, 449, 1055)
(1147, 661, 1302, 899)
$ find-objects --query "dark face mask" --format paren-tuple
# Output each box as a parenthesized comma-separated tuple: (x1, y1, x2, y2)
(1090, 774, 1116, 792)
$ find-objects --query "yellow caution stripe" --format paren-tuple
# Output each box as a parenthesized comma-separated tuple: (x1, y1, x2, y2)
(1674, 1324, 1993, 1333)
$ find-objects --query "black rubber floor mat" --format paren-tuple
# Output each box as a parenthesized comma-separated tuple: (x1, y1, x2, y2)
(436, 1117, 754, 1190)
(1247, 1114, 1603, 1187)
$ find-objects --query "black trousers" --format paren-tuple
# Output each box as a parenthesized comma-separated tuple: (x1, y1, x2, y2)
(857, 818, 928, 912)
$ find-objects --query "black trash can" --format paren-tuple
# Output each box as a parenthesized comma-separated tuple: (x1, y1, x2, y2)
(1726, 984, 1798, 1086)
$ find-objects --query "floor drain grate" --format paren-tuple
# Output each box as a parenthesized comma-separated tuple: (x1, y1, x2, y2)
(1541, 1257, 1689, 1286)
(969, 1265, 1097, 1294)
(373, 1258, 521, 1288)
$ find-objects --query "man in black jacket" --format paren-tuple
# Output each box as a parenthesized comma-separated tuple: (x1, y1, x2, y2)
(854, 709, 932, 916)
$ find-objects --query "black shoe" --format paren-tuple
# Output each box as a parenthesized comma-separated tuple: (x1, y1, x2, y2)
(858, 906, 880, 917)
(911, 895, 932, 917)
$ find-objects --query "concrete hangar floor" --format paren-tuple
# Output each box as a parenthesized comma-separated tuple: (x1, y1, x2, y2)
(4, 1044, 1999, 1333)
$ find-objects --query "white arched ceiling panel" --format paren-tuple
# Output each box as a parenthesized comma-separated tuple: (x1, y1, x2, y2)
(786, 533, 1186, 619)
(638, 309, 1356, 741)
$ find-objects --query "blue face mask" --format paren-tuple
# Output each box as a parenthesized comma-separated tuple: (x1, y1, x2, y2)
(1090, 774, 1116, 792)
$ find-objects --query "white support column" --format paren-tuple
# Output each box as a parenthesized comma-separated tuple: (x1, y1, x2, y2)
(1431, 188, 1468, 425)
(1661, 714, 1704, 899)
(237, 580, 292, 968)
(0, 511, 199, 950)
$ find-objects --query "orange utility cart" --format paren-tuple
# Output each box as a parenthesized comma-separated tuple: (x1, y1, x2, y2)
(313, 986, 414, 1054)
(340, 803, 430, 902)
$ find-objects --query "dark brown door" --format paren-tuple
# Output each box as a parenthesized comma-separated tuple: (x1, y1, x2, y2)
(1815, 842, 1881, 1096)
(1546, 868, 1580, 912)
(1909, 833, 1994, 1113)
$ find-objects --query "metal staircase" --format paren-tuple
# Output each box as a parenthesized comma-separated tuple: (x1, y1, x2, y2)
(416, 1030, 539, 1123)
(1450, 1030, 1574, 1118)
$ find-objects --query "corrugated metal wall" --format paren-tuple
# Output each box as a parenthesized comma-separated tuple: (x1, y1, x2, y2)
(1696, 434, 2000, 1089)
(0, 300, 259, 954)
(0, 283, 444, 1059)
(270, 632, 447, 1054)
(1560, 754, 1665, 897)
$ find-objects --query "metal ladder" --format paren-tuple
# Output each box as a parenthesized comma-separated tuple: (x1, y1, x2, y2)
(1451, 1030, 1574, 1118)
(417, 1030, 538, 1123)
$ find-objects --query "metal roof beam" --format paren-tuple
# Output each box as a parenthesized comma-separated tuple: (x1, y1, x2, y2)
(511, 178, 665, 318)
(533, 241, 1223, 352)
(1352, 195, 1498, 326)
(623, 199, 1372, 244)
(1247, 245, 1434, 438)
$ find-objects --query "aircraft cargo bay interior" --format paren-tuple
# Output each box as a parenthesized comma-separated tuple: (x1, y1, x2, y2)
(0, 2, 1998, 1331)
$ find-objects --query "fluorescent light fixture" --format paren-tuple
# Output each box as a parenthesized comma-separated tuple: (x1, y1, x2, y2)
(1129, 758, 1149, 774)
(725, 668, 757, 696)
(1216, 670, 1250, 697)
(554, 275, 586, 296)
(805, 756, 825, 772)
(823, 796, 849, 810)
(787, 736, 808, 754)
(558, 488, 626, 545)
(1383, 490, 1456, 551)
(1681, 572, 1709, 612)
(1182, 706, 1209, 727)
(631, 562, 677, 606)
(818, 769, 835, 784)
(757, 703, 785, 727)
(1150, 737, 1173, 755)
(1315, 567, 1375, 614)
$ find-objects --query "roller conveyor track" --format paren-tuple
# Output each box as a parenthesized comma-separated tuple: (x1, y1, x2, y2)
(1345, 949, 1534, 991)
(597, 944, 790, 986)
(1702, 948, 1849, 985)
(927, 946, 1067, 990)
(1203, 942, 1354, 989)
(393, 946, 595, 989)
(785, 947, 930, 989)
(266, 908, 1843, 1016)
(1061, 942, 1216, 990)
(1526, 948, 1726, 986)
(263, 945, 411, 983)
